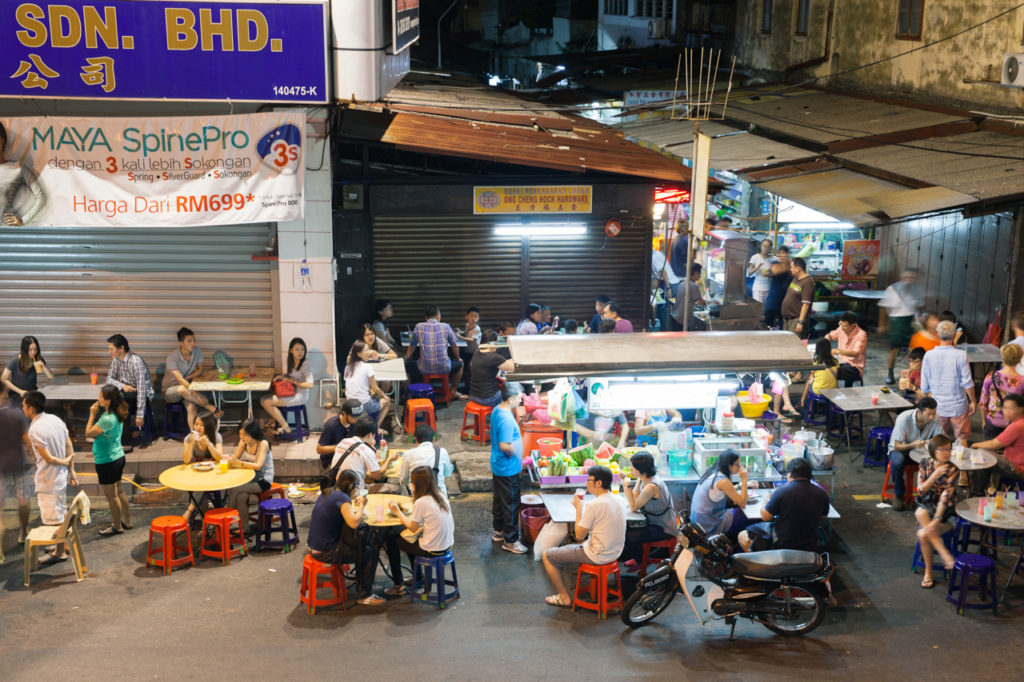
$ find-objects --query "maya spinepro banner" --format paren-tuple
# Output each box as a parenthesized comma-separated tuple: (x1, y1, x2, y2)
(0, 112, 304, 227)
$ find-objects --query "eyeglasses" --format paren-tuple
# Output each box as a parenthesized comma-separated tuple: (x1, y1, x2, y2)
(586, 478, 596, 483)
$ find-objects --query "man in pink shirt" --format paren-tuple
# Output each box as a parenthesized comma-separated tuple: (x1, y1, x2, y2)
(825, 312, 868, 387)
(973, 394, 1024, 491)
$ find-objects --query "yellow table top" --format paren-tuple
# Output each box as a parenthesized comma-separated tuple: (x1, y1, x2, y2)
(363, 493, 413, 527)
(158, 464, 256, 492)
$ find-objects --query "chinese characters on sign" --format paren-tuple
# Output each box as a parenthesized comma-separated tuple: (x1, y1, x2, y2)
(624, 90, 683, 107)
(473, 186, 593, 215)
(2, 0, 328, 102)
(841, 240, 881, 277)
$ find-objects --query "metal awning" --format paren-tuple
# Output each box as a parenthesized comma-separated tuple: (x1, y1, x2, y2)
(751, 168, 909, 225)
(506, 331, 816, 380)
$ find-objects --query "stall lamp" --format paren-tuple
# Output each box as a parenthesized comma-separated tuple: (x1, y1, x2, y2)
(494, 223, 587, 238)
(653, 203, 666, 220)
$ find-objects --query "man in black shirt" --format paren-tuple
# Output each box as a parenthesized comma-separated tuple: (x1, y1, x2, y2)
(316, 399, 364, 468)
(468, 330, 514, 407)
(739, 459, 829, 552)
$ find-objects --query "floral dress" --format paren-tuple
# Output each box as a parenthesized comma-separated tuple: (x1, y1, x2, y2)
(979, 370, 1024, 429)
(916, 456, 961, 522)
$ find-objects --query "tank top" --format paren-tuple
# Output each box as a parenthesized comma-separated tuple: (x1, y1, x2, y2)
(241, 440, 274, 484)
(641, 475, 678, 536)
(690, 472, 729, 535)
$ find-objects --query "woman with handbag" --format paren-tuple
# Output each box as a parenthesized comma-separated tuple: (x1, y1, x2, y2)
(619, 451, 678, 565)
(384, 465, 455, 597)
(914, 434, 960, 589)
(260, 337, 314, 436)
(308, 470, 385, 605)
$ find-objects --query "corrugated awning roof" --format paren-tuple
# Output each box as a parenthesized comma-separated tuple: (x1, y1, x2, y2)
(754, 168, 909, 225)
(618, 118, 816, 171)
(505, 330, 816, 380)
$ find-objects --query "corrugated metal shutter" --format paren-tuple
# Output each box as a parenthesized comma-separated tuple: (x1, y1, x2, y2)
(0, 224, 275, 376)
(373, 216, 649, 331)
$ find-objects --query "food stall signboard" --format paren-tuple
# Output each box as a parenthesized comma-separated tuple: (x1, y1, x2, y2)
(473, 185, 592, 214)
(841, 240, 880, 277)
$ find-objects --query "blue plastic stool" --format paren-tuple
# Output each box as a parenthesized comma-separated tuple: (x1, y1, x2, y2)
(409, 550, 460, 609)
(162, 402, 189, 441)
(255, 498, 300, 552)
(278, 405, 309, 442)
(407, 383, 434, 400)
(803, 392, 830, 426)
(864, 426, 892, 469)
(911, 527, 958, 578)
(954, 517, 981, 554)
(828, 403, 863, 441)
(946, 553, 998, 615)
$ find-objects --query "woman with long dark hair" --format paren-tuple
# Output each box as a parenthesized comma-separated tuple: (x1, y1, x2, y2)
(371, 299, 398, 350)
(689, 449, 750, 540)
(385, 465, 456, 597)
(515, 304, 544, 335)
(227, 420, 275, 524)
(86, 384, 132, 535)
(260, 337, 314, 435)
(181, 413, 225, 525)
(2, 335, 55, 405)
(800, 338, 839, 408)
(344, 340, 392, 430)
(619, 451, 678, 563)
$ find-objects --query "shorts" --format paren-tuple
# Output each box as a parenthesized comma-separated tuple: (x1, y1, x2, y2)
(543, 543, 592, 570)
(361, 398, 382, 414)
(0, 465, 31, 502)
(163, 385, 188, 403)
(37, 490, 67, 525)
(752, 287, 770, 303)
(469, 389, 502, 408)
(95, 456, 126, 485)
(266, 392, 306, 408)
(743, 521, 775, 551)
(888, 316, 914, 349)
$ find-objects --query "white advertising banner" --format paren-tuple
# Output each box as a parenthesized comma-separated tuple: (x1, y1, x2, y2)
(0, 111, 305, 227)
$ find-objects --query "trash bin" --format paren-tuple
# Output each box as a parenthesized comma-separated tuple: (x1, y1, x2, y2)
(520, 506, 551, 545)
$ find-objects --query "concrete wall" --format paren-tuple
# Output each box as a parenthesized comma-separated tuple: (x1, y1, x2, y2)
(275, 107, 335, 427)
(734, 0, 1024, 113)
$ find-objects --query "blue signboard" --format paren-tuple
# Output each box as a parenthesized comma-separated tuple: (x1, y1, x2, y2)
(1, 0, 328, 103)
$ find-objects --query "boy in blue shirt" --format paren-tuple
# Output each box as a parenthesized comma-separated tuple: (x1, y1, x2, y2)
(490, 382, 527, 554)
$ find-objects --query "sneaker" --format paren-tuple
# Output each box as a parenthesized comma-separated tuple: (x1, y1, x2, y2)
(892, 498, 907, 512)
(491, 531, 505, 542)
(502, 541, 529, 554)
(885, 373, 896, 386)
(357, 593, 386, 606)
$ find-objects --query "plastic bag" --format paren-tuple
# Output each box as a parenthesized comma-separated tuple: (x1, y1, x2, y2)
(547, 378, 573, 423)
(532, 521, 568, 561)
(523, 393, 551, 424)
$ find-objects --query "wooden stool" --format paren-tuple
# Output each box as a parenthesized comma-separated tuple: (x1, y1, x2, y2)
(199, 508, 248, 565)
(404, 398, 436, 435)
(146, 515, 195, 575)
(572, 562, 624, 619)
(300, 553, 348, 614)
(460, 402, 493, 444)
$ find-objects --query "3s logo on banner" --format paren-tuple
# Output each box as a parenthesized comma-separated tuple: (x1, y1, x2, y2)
(256, 124, 302, 175)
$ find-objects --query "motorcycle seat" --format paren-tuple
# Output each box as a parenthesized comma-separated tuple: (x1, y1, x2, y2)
(730, 550, 822, 579)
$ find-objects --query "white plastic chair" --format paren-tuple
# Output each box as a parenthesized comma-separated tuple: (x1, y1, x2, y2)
(25, 491, 89, 587)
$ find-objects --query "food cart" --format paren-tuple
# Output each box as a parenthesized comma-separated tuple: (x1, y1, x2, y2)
(504, 331, 822, 498)
(703, 230, 762, 331)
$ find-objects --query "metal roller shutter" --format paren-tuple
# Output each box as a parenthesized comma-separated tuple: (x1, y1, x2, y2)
(373, 215, 649, 331)
(0, 224, 275, 376)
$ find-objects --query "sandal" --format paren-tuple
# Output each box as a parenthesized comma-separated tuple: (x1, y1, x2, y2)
(384, 585, 408, 598)
(921, 577, 935, 589)
(98, 525, 124, 536)
(545, 593, 572, 608)
(38, 552, 68, 566)
(779, 415, 793, 424)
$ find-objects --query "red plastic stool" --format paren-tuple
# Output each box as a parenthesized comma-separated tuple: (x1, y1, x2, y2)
(572, 562, 624, 619)
(422, 374, 452, 406)
(460, 402, 494, 444)
(146, 515, 195, 575)
(199, 508, 248, 565)
(300, 553, 349, 614)
(881, 461, 919, 504)
(404, 398, 436, 434)
(638, 538, 678, 576)
(247, 482, 286, 525)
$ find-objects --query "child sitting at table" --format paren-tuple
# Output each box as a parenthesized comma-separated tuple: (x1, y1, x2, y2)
(898, 347, 927, 403)
(800, 339, 838, 409)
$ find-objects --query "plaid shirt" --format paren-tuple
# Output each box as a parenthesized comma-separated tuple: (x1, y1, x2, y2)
(105, 351, 154, 415)
(412, 319, 457, 375)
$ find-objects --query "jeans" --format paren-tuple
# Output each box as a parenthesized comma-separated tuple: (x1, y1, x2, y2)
(492, 474, 521, 543)
(311, 540, 378, 599)
(890, 449, 909, 498)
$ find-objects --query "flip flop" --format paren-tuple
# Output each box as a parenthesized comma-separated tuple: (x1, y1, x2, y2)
(920, 578, 935, 589)
(545, 594, 571, 607)
(38, 553, 68, 566)
(98, 525, 124, 536)
(779, 415, 793, 424)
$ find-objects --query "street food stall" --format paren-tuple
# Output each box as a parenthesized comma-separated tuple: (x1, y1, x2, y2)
(703, 230, 762, 331)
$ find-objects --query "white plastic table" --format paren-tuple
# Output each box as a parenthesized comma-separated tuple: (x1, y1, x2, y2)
(909, 447, 997, 471)
(540, 492, 644, 524)
(819, 386, 913, 458)
(371, 358, 409, 412)
(188, 368, 274, 427)
(41, 381, 103, 401)
(955, 496, 1024, 602)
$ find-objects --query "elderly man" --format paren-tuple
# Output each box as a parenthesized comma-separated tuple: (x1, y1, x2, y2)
(406, 304, 465, 399)
(921, 320, 976, 440)
(886, 397, 942, 510)
(825, 312, 868, 387)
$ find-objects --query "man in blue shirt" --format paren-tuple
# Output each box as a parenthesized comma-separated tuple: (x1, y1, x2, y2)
(762, 246, 791, 329)
(921, 320, 976, 440)
(586, 295, 610, 333)
(490, 381, 527, 554)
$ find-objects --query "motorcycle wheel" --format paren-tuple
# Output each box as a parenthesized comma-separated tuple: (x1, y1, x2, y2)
(756, 585, 826, 637)
(620, 581, 677, 628)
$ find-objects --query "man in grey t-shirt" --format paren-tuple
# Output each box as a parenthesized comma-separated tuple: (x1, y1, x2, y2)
(161, 327, 219, 427)
(886, 397, 941, 510)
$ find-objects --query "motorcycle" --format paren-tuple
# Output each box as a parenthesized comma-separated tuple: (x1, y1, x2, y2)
(621, 522, 834, 638)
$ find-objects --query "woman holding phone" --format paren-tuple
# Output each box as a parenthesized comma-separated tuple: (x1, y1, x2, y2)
(86, 385, 132, 535)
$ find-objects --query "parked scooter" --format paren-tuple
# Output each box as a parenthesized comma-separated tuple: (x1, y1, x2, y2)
(621, 522, 834, 638)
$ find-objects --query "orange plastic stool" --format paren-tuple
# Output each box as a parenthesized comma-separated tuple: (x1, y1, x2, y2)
(572, 562, 624, 619)
(422, 374, 451, 406)
(300, 553, 349, 614)
(881, 461, 919, 504)
(404, 398, 436, 434)
(146, 515, 195, 575)
(460, 402, 494, 444)
(199, 508, 248, 565)
(247, 482, 286, 525)
(638, 538, 678, 576)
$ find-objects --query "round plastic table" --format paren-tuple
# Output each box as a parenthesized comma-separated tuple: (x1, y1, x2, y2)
(909, 448, 997, 471)
(955, 496, 1024, 601)
(363, 493, 413, 527)
(159, 464, 255, 492)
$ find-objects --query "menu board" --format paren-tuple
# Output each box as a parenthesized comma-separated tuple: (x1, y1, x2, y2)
(841, 240, 880, 277)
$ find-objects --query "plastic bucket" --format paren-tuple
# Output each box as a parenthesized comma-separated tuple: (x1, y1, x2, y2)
(537, 437, 563, 460)
(522, 421, 564, 459)
(520, 506, 551, 545)
(737, 390, 772, 418)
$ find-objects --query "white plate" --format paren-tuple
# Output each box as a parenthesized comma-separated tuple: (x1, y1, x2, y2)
(191, 463, 214, 472)
(521, 494, 543, 505)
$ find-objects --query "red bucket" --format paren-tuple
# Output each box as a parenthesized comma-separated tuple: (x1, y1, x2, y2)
(536, 437, 563, 460)
(520, 506, 551, 545)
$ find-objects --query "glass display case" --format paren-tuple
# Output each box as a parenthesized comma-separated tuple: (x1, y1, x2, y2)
(806, 250, 841, 277)
(704, 230, 762, 330)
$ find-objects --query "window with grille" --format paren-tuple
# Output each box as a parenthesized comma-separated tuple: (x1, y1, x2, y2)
(896, 0, 923, 40)
(604, 0, 629, 16)
(636, 0, 674, 20)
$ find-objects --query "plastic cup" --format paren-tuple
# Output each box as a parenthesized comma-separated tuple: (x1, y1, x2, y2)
(1006, 492, 1016, 506)
(611, 479, 620, 494)
(978, 498, 986, 515)
(871, 394, 879, 406)
(90, 372, 98, 385)
(219, 458, 229, 474)
(983, 503, 994, 522)
(996, 493, 1004, 509)
(33, 361, 43, 373)
(575, 488, 585, 501)
(375, 506, 384, 522)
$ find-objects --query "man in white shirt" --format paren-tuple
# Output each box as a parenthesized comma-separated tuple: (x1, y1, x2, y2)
(330, 418, 397, 491)
(879, 268, 924, 384)
(22, 391, 76, 563)
(542, 465, 626, 607)
(399, 424, 453, 498)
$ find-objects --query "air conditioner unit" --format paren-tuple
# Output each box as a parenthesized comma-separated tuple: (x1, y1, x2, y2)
(1002, 53, 1024, 87)
(648, 18, 665, 39)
